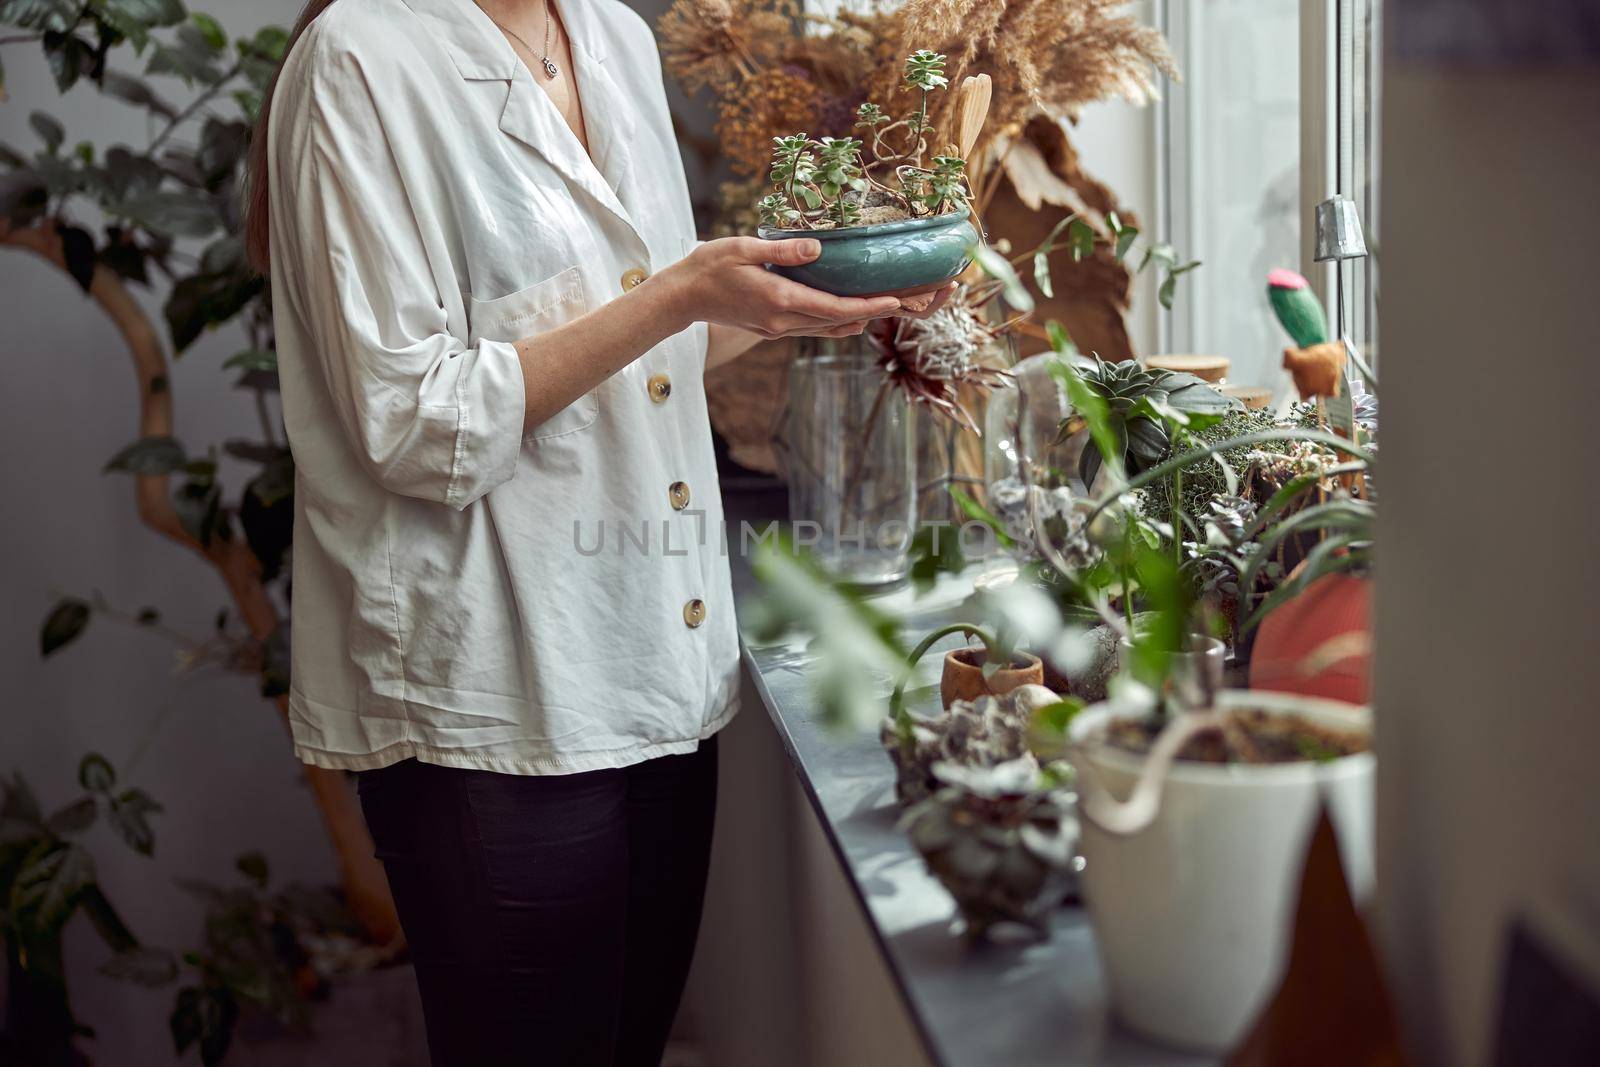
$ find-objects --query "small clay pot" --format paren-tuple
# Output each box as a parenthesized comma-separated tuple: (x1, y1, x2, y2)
(940, 648, 1045, 708)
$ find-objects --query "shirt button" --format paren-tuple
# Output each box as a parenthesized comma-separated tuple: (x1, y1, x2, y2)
(669, 481, 691, 510)
(683, 598, 706, 628)
(647, 374, 672, 403)
(621, 267, 648, 291)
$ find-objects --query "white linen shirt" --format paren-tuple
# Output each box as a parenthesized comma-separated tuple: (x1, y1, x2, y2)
(267, 0, 740, 774)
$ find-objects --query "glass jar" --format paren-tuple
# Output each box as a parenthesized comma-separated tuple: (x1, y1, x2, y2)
(983, 352, 1092, 498)
(785, 347, 916, 588)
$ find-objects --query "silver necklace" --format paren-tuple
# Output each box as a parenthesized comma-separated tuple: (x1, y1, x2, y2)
(484, 2, 559, 79)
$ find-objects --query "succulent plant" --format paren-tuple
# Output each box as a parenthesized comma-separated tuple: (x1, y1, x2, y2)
(986, 477, 1101, 570)
(765, 51, 969, 229)
(902, 759, 1078, 940)
(881, 685, 1058, 805)
(1055, 356, 1238, 488)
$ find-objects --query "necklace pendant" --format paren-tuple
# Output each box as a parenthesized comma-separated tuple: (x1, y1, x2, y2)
(542, 57, 559, 79)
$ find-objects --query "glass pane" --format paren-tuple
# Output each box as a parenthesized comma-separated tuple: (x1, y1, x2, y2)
(1168, 0, 1302, 392)
(1338, 0, 1381, 372)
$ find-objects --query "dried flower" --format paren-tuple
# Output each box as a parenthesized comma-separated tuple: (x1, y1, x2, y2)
(659, 0, 1178, 232)
(716, 69, 821, 177)
(868, 289, 1012, 433)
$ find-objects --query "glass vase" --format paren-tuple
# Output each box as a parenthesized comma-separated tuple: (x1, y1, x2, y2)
(785, 346, 916, 588)
(983, 352, 1092, 498)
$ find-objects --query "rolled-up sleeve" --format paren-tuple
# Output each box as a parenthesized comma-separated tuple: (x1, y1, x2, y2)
(273, 47, 524, 510)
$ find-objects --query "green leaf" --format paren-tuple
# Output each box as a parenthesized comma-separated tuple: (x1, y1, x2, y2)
(235, 851, 269, 888)
(239, 25, 288, 62)
(14, 843, 95, 931)
(165, 268, 264, 351)
(29, 110, 64, 151)
(1140, 242, 1177, 272)
(189, 11, 226, 49)
(1032, 248, 1052, 298)
(1244, 540, 1368, 632)
(1067, 217, 1096, 261)
(41, 597, 91, 657)
(41, 30, 92, 92)
(1048, 357, 1122, 486)
(1158, 273, 1177, 309)
(45, 796, 97, 836)
(108, 788, 161, 855)
(949, 486, 1016, 549)
(99, 69, 178, 119)
(970, 241, 1034, 312)
(1114, 223, 1139, 262)
(78, 753, 116, 792)
(112, 189, 219, 238)
(78, 883, 137, 951)
(222, 349, 276, 372)
(197, 118, 249, 187)
(57, 223, 96, 293)
(1164, 378, 1238, 416)
(173, 478, 222, 545)
(100, 945, 180, 986)
(0, 0, 79, 32)
(1045, 320, 1076, 357)
(146, 24, 224, 84)
(104, 435, 187, 474)
(1125, 417, 1170, 471)
(171, 986, 204, 1054)
(908, 523, 965, 593)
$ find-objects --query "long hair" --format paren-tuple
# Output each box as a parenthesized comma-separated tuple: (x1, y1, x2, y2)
(243, 0, 342, 273)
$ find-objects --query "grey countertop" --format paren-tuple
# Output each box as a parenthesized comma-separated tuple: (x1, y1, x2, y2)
(736, 557, 1214, 1067)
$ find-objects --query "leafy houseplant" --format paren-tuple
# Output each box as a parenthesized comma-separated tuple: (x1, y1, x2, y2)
(755, 51, 979, 297)
(1, 756, 172, 1064)
(165, 853, 370, 1066)
(0, 1, 397, 945)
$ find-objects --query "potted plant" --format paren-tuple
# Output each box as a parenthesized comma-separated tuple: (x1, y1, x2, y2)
(756, 51, 979, 297)
(901, 759, 1078, 941)
(1064, 687, 1374, 1052)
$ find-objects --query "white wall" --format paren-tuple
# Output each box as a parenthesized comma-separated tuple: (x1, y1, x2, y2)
(0, 2, 325, 1061)
(1375, 52, 1600, 1067)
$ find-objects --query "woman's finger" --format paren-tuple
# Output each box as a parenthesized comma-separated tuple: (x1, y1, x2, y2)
(781, 320, 871, 339)
(771, 280, 901, 323)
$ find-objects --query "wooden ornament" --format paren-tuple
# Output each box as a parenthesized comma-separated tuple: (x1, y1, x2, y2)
(953, 74, 993, 159)
(1146, 353, 1230, 383)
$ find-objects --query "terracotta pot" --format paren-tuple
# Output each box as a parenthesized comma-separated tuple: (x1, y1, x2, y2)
(940, 647, 1045, 708)
(1249, 572, 1372, 705)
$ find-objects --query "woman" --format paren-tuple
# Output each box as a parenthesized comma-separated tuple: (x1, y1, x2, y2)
(244, 0, 949, 1062)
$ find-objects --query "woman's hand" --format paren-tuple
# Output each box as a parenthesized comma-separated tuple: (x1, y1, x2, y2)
(659, 237, 909, 340)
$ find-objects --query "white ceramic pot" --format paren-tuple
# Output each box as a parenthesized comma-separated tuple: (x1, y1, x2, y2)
(1068, 690, 1374, 1053)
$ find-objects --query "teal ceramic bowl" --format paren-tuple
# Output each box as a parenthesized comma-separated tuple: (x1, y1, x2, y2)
(758, 207, 978, 298)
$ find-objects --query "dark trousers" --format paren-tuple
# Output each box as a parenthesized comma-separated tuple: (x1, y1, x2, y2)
(356, 737, 719, 1066)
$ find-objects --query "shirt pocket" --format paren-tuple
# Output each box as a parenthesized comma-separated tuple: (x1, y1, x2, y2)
(467, 266, 596, 441)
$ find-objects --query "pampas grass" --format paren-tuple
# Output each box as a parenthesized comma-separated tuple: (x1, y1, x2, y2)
(658, 0, 1177, 224)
